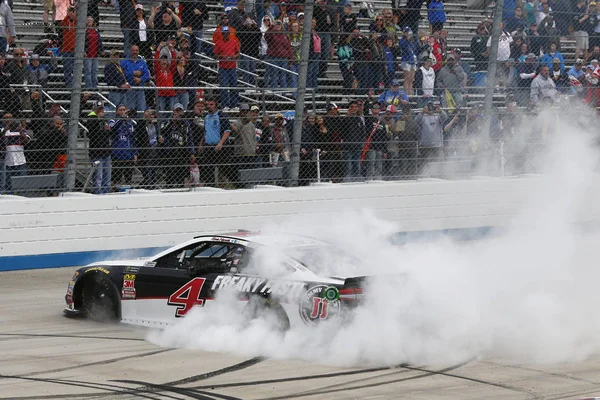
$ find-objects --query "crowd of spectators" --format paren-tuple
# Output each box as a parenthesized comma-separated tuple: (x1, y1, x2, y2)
(1, 0, 600, 194)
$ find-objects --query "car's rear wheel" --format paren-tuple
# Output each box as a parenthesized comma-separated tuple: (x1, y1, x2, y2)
(242, 296, 290, 332)
(81, 274, 120, 322)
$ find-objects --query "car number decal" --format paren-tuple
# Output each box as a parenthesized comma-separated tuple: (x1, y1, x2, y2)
(167, 278, 207, 317)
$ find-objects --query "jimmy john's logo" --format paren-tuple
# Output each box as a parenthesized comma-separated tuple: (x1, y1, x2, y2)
(299, 285, 341, 326)
(211, 275, 306, 301)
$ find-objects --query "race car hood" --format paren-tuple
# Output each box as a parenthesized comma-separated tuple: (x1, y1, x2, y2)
(86, 258, 151, 267)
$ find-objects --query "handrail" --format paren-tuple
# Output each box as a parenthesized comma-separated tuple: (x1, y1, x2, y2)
(41, 89, 89, 135)
(197, 36, 299, 76)
(95, 92, 116, 108)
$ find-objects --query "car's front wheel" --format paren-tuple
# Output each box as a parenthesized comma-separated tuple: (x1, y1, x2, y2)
(242, 296, 290, 332)
(81, 274, 120, 322)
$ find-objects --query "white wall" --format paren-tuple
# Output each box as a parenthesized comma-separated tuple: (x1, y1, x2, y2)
(2, 177, 600, 259)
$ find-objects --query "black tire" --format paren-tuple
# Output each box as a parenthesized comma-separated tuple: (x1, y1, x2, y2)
(242, 296, 290, 332)
(81, 274, 120, 322)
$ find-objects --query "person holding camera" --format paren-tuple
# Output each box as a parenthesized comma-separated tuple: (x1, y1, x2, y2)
(414, 101, 447, 176)
(87, 101, 112, 194)
(2, 113, 30, 193)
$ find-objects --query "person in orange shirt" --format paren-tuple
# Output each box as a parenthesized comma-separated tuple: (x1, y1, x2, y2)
(213, 27, 240, 111)
(213, 13, 239, 45)
(59, 6, 77, 87)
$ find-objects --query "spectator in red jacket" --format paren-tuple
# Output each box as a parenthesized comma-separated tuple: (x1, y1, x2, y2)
(264, 19, 294, 91)
(59, 6, 77, 87)
(154, 43, 178, 119)
(214, 27, 240, 111)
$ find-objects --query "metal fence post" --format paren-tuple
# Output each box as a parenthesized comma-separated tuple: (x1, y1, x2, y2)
(289, 0, 314, 187)
(65, 0, 89, 191)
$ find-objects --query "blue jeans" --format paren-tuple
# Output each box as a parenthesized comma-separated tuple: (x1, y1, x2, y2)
(239, 55, 257, 86)
(156, 96, 176, 120)
(84, 58, 99, 88)
(290, 63, 298, 91)
(123, 29, 131, 59)
(62, 52, 74, 87)
(307, 58, 320, 88)
(92, 156, 111, 194)
(474, 71, 487, 87)
(0, 160, 5, 194)
(319, 33, 332, 74)
(265, 57, 289, 89)
(344, 151, 362, 182)
(0, 37, 7, 55)
(5, 164, 26, 193)
(366, 150, 383, 180)
(176, 91, 190, 111)
(218, 68, 238, 108)
(126, 88, 146, 113)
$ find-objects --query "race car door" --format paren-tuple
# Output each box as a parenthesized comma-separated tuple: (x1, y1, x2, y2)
(121, 239, 247, 325)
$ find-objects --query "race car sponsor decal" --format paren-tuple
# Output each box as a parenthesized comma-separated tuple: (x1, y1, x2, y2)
(168, 277, 207, 317)
(85, 266, 110, 275)
(211, 275, 306, 301)
(65, 281, 75, 309)
(211, 237, 237, 243)
(121, 274, 136, 300)
(299, 285, 341, 326)
(125, 266, 140, 273)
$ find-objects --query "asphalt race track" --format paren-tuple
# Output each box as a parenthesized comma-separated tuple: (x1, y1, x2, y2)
(2, 268, 600, 400)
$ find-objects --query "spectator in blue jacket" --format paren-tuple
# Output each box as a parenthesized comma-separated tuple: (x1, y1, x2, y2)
(568, 59, 585, 81)
(428, 0, 446, 33)
(398, 27, 423, 95)
(378, 79, 410, 108)
(104, 50, 130, 116)
(109, 104, 138, 185)
(120, 45, 151, 114)
(540, 42, 565, 72)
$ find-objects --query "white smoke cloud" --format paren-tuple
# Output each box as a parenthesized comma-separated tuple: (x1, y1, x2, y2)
(148, 107, 600, 367)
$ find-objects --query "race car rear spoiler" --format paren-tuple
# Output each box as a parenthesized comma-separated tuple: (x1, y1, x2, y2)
(339, 276, 368, 300)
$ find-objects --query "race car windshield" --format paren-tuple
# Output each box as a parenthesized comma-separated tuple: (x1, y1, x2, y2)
(286, 245, 363, 277)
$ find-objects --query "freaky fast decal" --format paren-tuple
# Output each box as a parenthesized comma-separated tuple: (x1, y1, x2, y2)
(211, 275, 307, 301)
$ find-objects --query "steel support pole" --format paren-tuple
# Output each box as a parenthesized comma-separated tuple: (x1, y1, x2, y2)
(65, 0, 89, 191)
(289, 0, 315, 187)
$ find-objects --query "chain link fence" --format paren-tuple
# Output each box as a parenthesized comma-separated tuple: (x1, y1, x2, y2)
(1, 0, 599, 196)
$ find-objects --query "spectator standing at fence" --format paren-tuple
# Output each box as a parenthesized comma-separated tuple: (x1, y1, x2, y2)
(288, 21, 302, 90)
(58, 6, 76, 87)
(505, 6, 526, 33)
(84, 16, 103, 90)
(104, 50, 129, 116)
(121, 45, 150, 114)
(233, 103, 260, 182)
(86, 101, 112, 194)
(131, 5, 152, 61)
(364, 103, 386, 181)
(530, 65, 557, 105)
(306, 18, 322, 89)
(213, 14, 239, 44)
(398, 27, 422, 95)
(28, 53, 55, 89)
(414, 55, 435, 107)
(3, 114, 29, 192)
(149, 6, 182, 48)
(538, 13, 560, 51)
(153, 47, 177, 118)
(117, 0, 135, 58)
(160, 103, 194, 188)
(487, 22, 513, 87)
(109, 104, 137, 186)
(515, 53, 538, 106)
(414, 101, 446, 175)
(540, 42, 564, 72)
(427, 0, 445, 33)
(313, 0, 335, 78)
(378, 79, 410, 108)
(471, 24, 489, 87)
(229, 0, 250, 30)
(214, 27, 240, 112)
(6, 48, 29, 113)
(201, 98, 232, 185)
(173, 56, 193, 111)
(573, 0, 590, 62)
(437, 52, 467, 107)
(264, 19, 293, 92)
(238, 16, 261, 88)
(550, 57, 570, 93)
(0, 0, 15, 55)
(342, 100, 366, 182)
(181, 0, 208, 55)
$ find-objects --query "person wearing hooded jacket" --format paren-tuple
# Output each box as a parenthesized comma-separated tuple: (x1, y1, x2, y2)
(109, 104, 137, 185)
